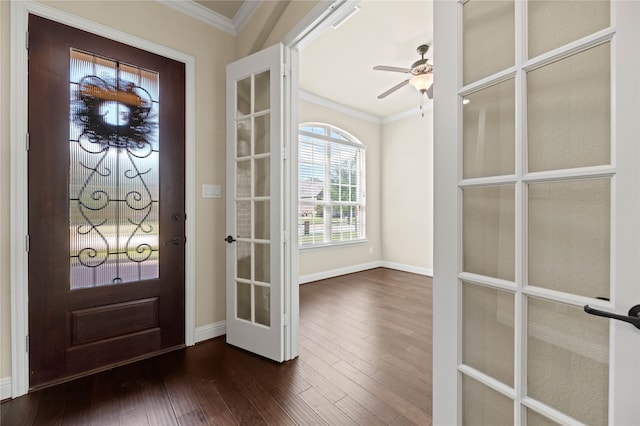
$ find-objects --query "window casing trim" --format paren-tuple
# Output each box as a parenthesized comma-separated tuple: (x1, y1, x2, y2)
(298, 122, 366, 247)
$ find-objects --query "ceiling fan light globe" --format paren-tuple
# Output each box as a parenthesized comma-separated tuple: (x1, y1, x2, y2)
(409, 73, 433, 92)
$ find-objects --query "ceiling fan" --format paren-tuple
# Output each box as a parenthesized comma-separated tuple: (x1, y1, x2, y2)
(374, 44, 434, 100)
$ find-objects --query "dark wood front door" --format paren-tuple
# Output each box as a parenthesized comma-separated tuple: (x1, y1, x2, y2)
(28, 15, 186, 389)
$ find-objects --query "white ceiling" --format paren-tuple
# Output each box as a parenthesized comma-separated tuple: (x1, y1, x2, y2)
(299, 0, 433, 119)
(193, 0, 433, 119)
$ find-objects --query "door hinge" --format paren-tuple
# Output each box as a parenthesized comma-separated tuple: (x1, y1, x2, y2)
(283, 63, 289, 78)
(25, 132, 29, 151)
(281, 147, 288, 160)
(283, 313, 290, 327)
(283, 230, 289, 244)
(26, 335, 29, 353)
(25, 31, 28, 50)
(25, 234, 30, 253)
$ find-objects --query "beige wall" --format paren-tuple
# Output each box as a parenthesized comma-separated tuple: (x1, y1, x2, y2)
(381, 111, 434, 270)
(236, 0, 320, 57)
(0, 0, 317, 383)
(298, 100, 382, 277)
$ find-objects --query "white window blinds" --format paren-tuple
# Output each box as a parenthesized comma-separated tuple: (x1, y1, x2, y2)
(298, 124, 366, 246)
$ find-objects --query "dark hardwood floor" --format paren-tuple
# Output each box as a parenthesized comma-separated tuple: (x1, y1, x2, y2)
(1, 268, 433, 425)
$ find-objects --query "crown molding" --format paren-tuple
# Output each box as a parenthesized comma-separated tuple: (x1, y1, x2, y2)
(156, 0, 236, 34)
(299, 90, 431, 125)
(299, 90, 382, 124)
(382, 102, 433, 124)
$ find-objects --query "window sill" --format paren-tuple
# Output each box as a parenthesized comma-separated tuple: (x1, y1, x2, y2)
(298, 239, 368, 251)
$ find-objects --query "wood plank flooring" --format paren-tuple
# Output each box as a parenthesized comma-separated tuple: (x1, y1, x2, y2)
(1, 268, 433, 425)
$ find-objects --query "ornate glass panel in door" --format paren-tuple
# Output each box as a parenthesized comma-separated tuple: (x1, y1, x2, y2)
(69, 49, 160, 288)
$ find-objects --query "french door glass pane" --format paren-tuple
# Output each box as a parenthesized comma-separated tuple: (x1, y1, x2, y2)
(463, 78, 515, 179)
(255, 243, 270, 283)
(254, 70, 270, 113)
(462, 282, 514, 386)
(527, 297, 609, 425)
(462, 0, 515, 85)
(236, 201, 251, 239)
(237, 241, 251, 280)
(255, 200, 270, 240)
(237, 160, 251, 197)
(526, 409, 561, 426)
(69, 49, 159, 289)
(254, 285, 271, 327)
(255, 113, 270, 155)
(237, 77, 251, 116)
(527, 43, 611, 172)
(462, 185, 515, 281)
(255, 157, 270, 197)
(528, 178, 610, 298)
(234, 71, 272, 329)
(528, 0, 610, 59)
(237, 119, 250, 156)
(461, 374, 513, 426)
(237, 282, 251, 321)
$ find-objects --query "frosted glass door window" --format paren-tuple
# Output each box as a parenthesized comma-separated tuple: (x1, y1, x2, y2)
(462, 282, 514, 386)
(69, 49, 159, 289)
(527, 43, 611, 172)
(528, 0, 610, 58)
(463, 79, 515, 179)
(462, 185, 515, 281)
(458, 0, 615, 423)
(462, 0, 515, 85)
(527, 297, 609, 425)
(462, 375, 514, 426)
(528, 179, 610, 298)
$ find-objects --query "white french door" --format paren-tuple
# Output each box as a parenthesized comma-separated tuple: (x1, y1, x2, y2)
(225, 43, 289, 362)
(434, 1, 640, 424)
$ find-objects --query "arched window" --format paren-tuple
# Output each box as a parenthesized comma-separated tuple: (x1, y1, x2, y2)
(298, 123, 366, 247)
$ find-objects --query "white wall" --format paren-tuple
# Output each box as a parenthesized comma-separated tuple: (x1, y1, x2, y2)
(381, 111, 434, 272)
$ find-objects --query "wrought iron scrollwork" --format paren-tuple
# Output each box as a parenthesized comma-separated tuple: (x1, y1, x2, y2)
(70, 66, 159, 288)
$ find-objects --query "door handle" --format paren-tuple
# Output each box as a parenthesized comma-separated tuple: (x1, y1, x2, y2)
(583, 304, 640, 329)
(224, 235, 237, 244)
(163, 237, 180, 246)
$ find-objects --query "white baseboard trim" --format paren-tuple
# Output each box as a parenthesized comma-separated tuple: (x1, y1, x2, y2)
(380, 261, 433, 277)
(299, 261, 382, 284)
(299, 261, 433, 284)
(194, 321, 226, 343)
(1, 377, 11, 401)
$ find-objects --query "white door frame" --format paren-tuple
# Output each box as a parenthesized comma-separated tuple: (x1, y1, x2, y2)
(9, 0, 197, 398)
(278, 0, 362, 360)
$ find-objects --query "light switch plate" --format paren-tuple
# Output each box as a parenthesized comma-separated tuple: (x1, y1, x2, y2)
(202, 184, 221, 199)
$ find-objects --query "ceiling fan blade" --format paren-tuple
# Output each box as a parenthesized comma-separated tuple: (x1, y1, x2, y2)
(373, 65, 411, 73)
(426, 84, 434, 99)
(377, 79, 410, 99)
